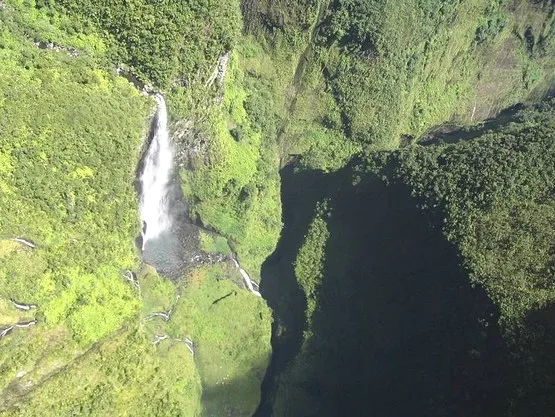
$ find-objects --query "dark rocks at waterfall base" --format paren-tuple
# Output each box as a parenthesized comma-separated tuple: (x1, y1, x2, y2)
(138, 173, 231, 280)
(141, 224, 231, 280)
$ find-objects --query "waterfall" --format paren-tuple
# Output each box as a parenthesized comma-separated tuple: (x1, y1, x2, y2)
(137, 94, 261, 295)
(232, 259, 261, 297)
(140, 95, 174, 248)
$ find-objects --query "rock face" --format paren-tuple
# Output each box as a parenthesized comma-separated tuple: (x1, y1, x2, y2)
(35, 41, 79, 56)
(205, 52, 230, 87)
(172, 119, 211, 170)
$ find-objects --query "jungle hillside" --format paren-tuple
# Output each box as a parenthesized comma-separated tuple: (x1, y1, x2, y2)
(0, 0, 554, 416)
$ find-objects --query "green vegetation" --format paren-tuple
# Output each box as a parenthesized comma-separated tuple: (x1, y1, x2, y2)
(169, 266, 271, 417)
(242, 2, 554, 413)
(362, 99, 555, 414)
(268, 100, 555, 416)
(51, 0, 242, 89)
(0, 2, 271, 415)
(368, 99, 555, 326)
(199, 231, 232, 255)
(241, 0, 554, 161)
(179, 51, 283, 276)
(174, 0, 553, 283)
(1, 0, 554, 415)
(320, 0, 553, 146)
(2, 327, 203, 417)
(0, 0, 149, 347)
(41, 0, 552, 281)
(294, 203, 330, 321)
(1, 263, 270, 416)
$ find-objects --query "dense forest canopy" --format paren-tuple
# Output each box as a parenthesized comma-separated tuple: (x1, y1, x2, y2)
(48, 0, 242, 88)
(266, 100, 555, 417)
(370, 100, 555, 324)
(0, 0, 554, 416)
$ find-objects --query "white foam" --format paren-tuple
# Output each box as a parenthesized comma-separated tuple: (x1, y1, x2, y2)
(140, 95, 174, 248)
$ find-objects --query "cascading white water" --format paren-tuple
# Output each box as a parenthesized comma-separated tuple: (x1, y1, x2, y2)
(140, 95, 174, 248)
(138, 94, 261, 296)
(232, 259, 262, 297)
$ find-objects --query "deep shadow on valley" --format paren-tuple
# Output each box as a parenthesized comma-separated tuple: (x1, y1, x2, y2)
(256, 164, 514, 417)
(255, 166, 331, 416)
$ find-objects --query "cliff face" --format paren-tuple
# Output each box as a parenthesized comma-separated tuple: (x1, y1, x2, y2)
(241, 0, 554, 153)
(237, 3, 555, 415)
(261, 100, 555, 417)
